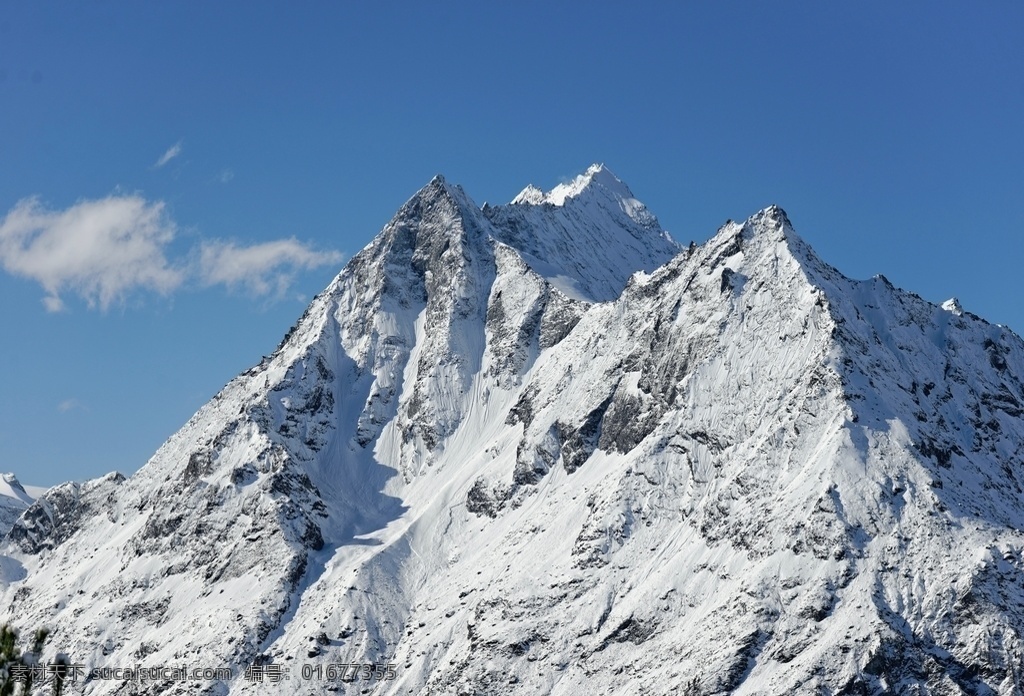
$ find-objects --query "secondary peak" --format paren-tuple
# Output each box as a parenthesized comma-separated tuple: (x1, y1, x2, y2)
(511, 164, 635, 207)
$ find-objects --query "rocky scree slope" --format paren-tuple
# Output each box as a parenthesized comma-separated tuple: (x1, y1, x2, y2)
(2, 167, 1024, 695)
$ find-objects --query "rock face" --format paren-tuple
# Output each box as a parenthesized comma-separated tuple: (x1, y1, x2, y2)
(3, 166, 1024, 695)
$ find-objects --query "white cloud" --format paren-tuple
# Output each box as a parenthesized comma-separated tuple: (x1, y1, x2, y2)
(155, 140, 183, 168)
(43, 295, 66, 313)
(0, 194, 343, 311)
(198, 239, 343, 298)
(218, 168, 234, 183)
(0, 195, 184, 311)
(58, 398, 87, 413)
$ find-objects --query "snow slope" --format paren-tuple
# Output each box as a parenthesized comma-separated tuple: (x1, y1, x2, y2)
(3, 168, 1024, 695)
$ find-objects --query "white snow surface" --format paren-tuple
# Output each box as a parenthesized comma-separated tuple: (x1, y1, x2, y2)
(0, 473, 36, 536)
(3, 172, 1024, 695)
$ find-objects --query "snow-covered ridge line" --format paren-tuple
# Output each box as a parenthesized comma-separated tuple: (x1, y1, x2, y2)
(511, 163, 633, 206)
(0, 473, 40, 538)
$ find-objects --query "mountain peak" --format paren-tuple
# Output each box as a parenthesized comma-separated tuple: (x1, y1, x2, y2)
(942, 296, 964, 315)
(764, 203, 792, 227)
(510, 184, 544, 205)
(511, 163, 634, 207)
(746, 203, 794, 235)
(488, 166, 675, 301)
(0, 473, 29, 502)
(385, 173, 483, 239)
(417, 172, 470, 205)
(0, 472, 34, 527)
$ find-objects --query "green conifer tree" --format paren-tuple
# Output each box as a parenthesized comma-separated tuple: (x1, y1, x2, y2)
(0, 624, 57, 696)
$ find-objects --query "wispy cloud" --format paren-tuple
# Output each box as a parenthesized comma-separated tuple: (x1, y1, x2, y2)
(199, 239, 343, 298)
(218, 168, 234, 184)
(58, 398, 87, 413)
(0, 194, 342, 312)
(154, 140, 183, 168)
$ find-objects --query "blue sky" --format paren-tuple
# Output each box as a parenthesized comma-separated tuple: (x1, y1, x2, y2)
(1, 2, 1021, 487)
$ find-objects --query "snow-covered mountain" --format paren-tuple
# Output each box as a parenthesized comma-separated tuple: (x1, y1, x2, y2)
(3, 165, 1024, 695)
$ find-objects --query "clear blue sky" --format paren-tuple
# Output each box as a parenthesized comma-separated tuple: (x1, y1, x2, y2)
(1, 2, 1021, 487)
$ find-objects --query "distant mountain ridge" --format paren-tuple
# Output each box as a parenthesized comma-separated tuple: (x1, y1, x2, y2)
(2, 167, 1024, 695)
(0, 473, 36, 535)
